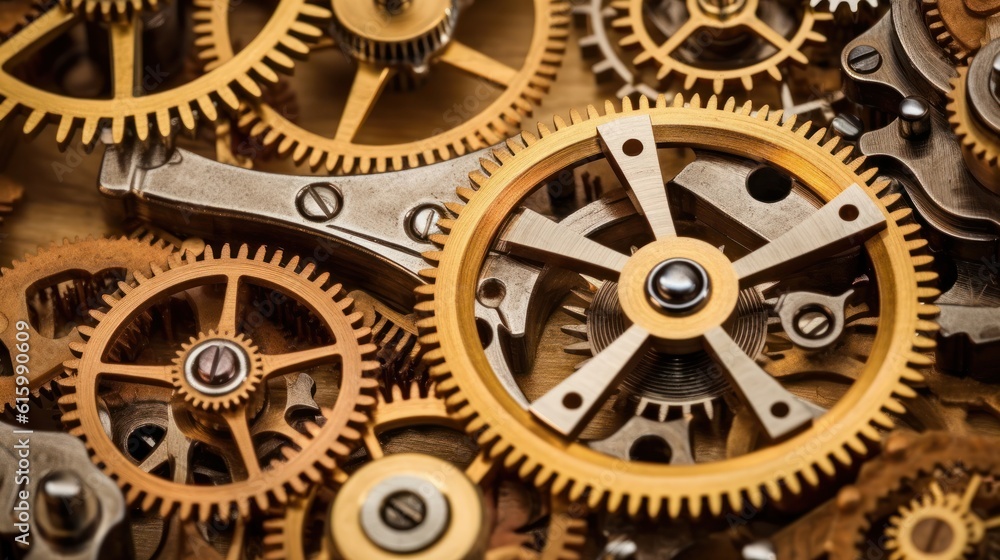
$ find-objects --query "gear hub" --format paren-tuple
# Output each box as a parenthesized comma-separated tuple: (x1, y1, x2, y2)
(331, 0, 460, 71)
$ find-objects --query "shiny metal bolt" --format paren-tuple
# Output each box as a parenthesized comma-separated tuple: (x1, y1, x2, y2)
(37, 471, 98, 542)
(795, 309, 833, 339)
(847, 45, 881, 74)
(380, 491, 427, 531)
(831, 113, 864, 141)
(297, 183, 343, 222)
(991, 52, 1000, 99)
(647, 258, 711, 314)
(407, 204, 445, 242)
(196, 343, 240, 386)
(899, 96, 931, 140)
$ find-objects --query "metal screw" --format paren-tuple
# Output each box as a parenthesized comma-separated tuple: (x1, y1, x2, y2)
(196, 343, 240, 386)
(831, 113, 864, 141)
(37, 471, 98, 542)
(847, 45, 881, 74)
(898, 96, 931, 140)
(795, 309, 832, 339)
(297, 183, 343, 222)
(380, 491, 426, 531)
(407, 204, 445, 242)
(911, 517, 955, 554)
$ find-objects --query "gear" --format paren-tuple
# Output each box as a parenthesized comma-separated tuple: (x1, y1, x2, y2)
(58, 244, 380, 521)
(0, 0, 330, 146)
(197, 0, 570, 173)
(574, 0, 660, 99)
(0, 233, 174, 406)
(612, 0, 832, 94)
(809, 0, 879, 13)
(946, 41, 1000, 194)
(827, 431, 1000, 560)
(58, 0, 158, 21)
(0, 0, 41, 38)
(263, 384, 586, 560)
(330, 0, 459, 70)
(416, 95, 938, 518)
(923, 0, 1000, 64)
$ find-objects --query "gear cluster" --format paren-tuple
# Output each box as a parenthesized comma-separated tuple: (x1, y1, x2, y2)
(0, 0, 997, 559)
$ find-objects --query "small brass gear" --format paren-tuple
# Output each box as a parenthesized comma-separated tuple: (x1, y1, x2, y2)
(827, 431, 1000, 560)
(0, 233, 174, 406)
(198, 0, 570, 173)
(416, 95, 939, 518)
(169, 330, 265, 412)
(947, 59, 1000, 193)
(923, 0, 1000, 64)
(0, 0, 331, 146)
(612, 0, 832, 94)
(58, 0, 158, 21)
(58, 244, 380, 520)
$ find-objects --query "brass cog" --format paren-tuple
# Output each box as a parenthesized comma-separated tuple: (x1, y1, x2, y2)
(415, 95, 939, 518)
(923, 0, 1000, 64)
(170, 330, 265, 412)
(612, 0, 832, 94)
(947, 62, 1000, 193)
(827, 431, 1000, 560)
(0, 233, 174, 406)
(0, 0, 330, 146)
(330, 0, 459, 70)
(262, 384, 586, 560)
(58, 0, 159, 21)
(58, 244, 380, 520)
(197, 0, 570, 173)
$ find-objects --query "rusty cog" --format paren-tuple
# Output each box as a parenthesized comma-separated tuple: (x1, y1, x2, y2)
(0, 233, 175, 406)
(58, 244, 380, 520)
(827, 431, 1000, 560)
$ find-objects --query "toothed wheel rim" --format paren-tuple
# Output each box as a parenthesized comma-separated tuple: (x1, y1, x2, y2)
(416, 95, 938, 518)
(58, 244, 380, 521)
(58, 0, 159, 21)
(0, 0, 331, 146)
(612, 0, 832, 94)
(200, 0, 571, 174)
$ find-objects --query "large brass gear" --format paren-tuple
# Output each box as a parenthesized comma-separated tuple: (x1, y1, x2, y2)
(826, 431, 1000, 560)
(0, 0, 330, 146)
(0, 233, 174, 406)
(198, 0, 570, 174)
(612, 0, 831, 94)
(415, 95, 939, 518)
(263, 383, 587, 560)
(923, 0, 1000, 64)
(57, 244, 380, 521)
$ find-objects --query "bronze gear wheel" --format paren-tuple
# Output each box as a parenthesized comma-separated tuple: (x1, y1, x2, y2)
(58, 0, 158, 21)
(923, 0, 1000, 64)
(0, 233, 174, 406)
(826, 431, 1000, 560)
(58, 244, 380, 521)
(947, 57, 1000, 194)
(262, 383, 587, 560)
(0, 0, 330, 147)
(612, 0, 832, 94)
(415, 95, 939, 519)
(197, 0, 570, 174)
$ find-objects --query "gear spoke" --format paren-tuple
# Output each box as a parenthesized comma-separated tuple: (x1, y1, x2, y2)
(500, 209, 630, 279)
(261, 344, 342, 379)
(529, 323, 651, 437)
(0, 8, 74, 66)
(221, 409, 262, 479)
(100, 362, 174, 387)
(437, 41, 519, 87)
(703, 326, 814, 440)
(745, 17, 795, 54)
(110, 20, 141, 100)
(216, 274, 242, 334)
(335, 62, 392, 143)
(731, 184, 886, 286)
(649, 17, 701, 60)
(598, 115, 676, 239)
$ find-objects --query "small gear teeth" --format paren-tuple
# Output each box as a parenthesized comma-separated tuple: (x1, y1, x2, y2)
(58, 0, 158, 21)
(58, 243, 380, 521)
(809, 0, 878, 13)
(416, 94, 938, 519)
(573, 0, 660, 99)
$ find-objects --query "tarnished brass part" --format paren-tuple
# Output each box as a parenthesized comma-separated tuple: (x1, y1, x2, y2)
(58, 0, 158, 21)
(826, 431, 1000, 560)
(202, 0, 571, 173)
(416, 95, 938, 518)
(612, 0, 832, 94)
(924, 0, 1000, 63)
(0, 234, 174, 404)
(58, 244, 380, 521)
(0, 0, 330, 146)
(947, 64, 1000, 193)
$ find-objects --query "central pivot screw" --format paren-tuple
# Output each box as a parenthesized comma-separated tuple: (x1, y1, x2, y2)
(375, 0, 411, 14)
(380, 491, 427, 531)
(196, 344, 239, 386)
(647, 258, 710, 314)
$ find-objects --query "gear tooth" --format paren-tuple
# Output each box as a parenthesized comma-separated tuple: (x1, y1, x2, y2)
(668, 497, 683, 518)
(688, 495, 703, 518)
(756, 105, 770, 120)
(689, 93, 701, 109)
(672, 93, 685, 108)
(740, 74, 753, 91)
(723, 97, 737, 112)
(553, 115, 569, 130)
(738, 100, 754, 115)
